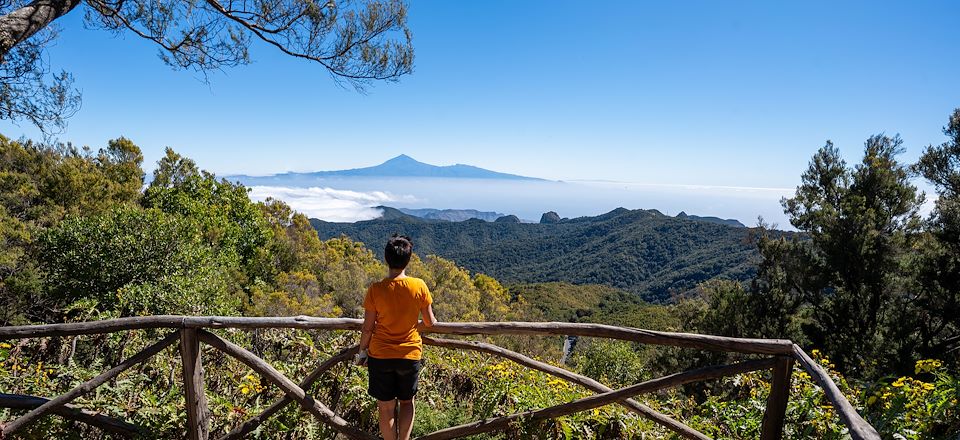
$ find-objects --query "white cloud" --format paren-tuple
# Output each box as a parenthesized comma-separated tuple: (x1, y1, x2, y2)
(247, 186, 416, 222)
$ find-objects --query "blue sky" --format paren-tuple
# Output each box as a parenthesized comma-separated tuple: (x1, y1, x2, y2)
(1, 0, 958, 188)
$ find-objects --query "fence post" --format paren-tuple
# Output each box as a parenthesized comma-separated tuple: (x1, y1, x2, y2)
(180, 328, 209, 440)
(760, 355, 793, 439)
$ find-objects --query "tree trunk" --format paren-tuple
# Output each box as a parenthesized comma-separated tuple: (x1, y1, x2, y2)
(0, 0, 82, 59)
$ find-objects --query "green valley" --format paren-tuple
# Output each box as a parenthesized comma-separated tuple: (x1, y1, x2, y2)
(313, 207, 766, 302)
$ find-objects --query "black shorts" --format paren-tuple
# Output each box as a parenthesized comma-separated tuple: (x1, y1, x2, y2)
(367, 357, 422, 401)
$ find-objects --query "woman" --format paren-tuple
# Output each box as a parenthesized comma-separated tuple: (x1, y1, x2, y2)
(355, 234, 437, 440)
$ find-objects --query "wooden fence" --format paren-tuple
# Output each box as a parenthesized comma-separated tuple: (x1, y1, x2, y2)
(0, 315, 882, 439)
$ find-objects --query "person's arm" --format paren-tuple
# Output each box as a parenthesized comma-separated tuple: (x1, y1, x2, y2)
(419, 282, 437, 327)
(357, 309, 376, 365)
(420, 303, 437, 327)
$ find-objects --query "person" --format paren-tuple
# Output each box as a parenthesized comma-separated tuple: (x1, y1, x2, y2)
(356, 234, 437, 440)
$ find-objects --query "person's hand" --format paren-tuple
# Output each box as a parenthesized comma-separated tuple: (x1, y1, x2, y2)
(353, 349, 368, 366)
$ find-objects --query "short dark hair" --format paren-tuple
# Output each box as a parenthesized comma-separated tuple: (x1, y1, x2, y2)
(384, 234, 413, 269)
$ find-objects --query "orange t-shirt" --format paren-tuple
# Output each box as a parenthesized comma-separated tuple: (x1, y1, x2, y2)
(363, 277, 433, 360)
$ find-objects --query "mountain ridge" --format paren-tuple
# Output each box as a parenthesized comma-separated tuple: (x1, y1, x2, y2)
(228, 154, 543, 186)
(312, 207, 772, 302)
(398, 207, 506, 222)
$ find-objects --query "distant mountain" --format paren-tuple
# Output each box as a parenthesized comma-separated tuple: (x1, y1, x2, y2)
(228, 154, 542, 186)
(399, 208, 506, 222)
(675, 211, 746, 228)
(312, 207, 775, 302)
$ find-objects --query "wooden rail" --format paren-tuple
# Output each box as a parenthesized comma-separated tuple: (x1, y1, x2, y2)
(0, 316, 881, 440)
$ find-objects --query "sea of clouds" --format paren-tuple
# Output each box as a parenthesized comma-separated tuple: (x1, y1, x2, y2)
(246, 186, 417, 222)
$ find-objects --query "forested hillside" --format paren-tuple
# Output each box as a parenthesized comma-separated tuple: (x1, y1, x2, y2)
(313, 207, 765, 302)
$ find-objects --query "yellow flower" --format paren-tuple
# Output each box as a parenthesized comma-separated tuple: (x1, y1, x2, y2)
(914, 359, 943, 374)
(892, 377, 907, 388)
(240, 386, 250, 395)
(921, 383, 935, 391)
(0, 343, 11, 349)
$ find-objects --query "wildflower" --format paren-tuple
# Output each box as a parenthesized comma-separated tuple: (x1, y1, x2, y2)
(0, 343, 11, 349)
(892, 377, 907, 388)
(914, 359, 943, 374)
(240, 386, 250, 395)
(921, 383, 934, 391)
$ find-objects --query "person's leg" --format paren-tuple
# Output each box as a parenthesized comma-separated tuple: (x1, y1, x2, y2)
(395, 359, 421, 440)
(397, 398, 415, 440)
(377, 399, 398, 440)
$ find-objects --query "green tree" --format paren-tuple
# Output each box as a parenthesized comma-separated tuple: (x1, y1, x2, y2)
(0, 135, 146, 323)
(408, 254, 484, 321)
(313, 236, 384, 318)
(912, 108, 960, 363)
(248, 270, 339, 317)
(473, 273, 511, 321)
(143, 153, 271, 272)
(763, 135, 924, 376)
(37, 205, 241, 317)
(256, 199, 384, 317)
(150, 147, 200, 189)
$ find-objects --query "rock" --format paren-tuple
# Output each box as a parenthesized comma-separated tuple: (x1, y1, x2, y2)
(540, 211, 562, 224)
(494, 215, 521, 223)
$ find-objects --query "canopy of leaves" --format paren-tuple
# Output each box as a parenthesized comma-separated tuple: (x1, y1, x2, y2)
(0, 134, 144, 323)
(38, 205, 241, 316)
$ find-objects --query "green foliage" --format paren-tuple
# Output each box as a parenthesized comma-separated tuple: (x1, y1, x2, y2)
(864, 359, 960, 438)
(143, 152, 271, 271)
(0, 135, 146, 324)
(248, 270, 341, 317)
(474, 274, 511, 321)
(252, 199, 385, 318)
(709, 135, 933, 378)
(910, 108, 960, 367)
(150, 147, 200, 189)
(313, 236, 386, 318)
(409, 255, 483, 321)
(507, 282, 676, 330)
(781, 135, 925, 376)
(38, 205, 241, 316)
(569, 339, 648, 388)
(314, 207, 762, 302)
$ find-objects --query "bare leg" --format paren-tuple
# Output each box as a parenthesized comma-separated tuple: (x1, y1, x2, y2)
(398, 398, 415, 440)
(377, 399, 398, 440)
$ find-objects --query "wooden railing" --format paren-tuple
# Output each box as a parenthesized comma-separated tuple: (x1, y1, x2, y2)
(0, 316, 882, 439)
